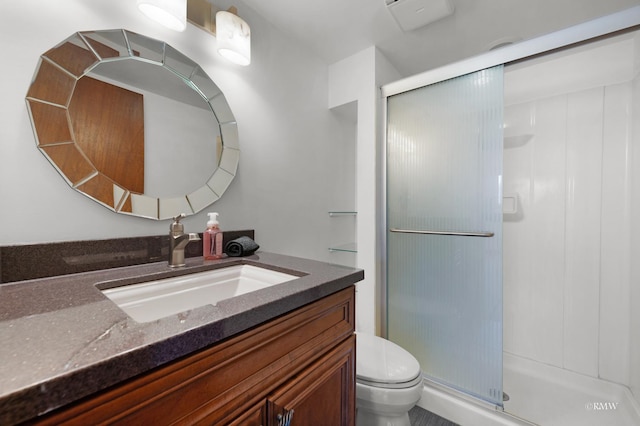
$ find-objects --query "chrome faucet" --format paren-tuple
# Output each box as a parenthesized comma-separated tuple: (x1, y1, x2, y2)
(169, 214, 201, 268)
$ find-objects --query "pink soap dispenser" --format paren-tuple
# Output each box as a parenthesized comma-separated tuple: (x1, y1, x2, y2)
(203, 212, 223, 260)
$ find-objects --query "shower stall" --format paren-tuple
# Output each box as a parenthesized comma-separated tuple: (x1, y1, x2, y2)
(382, 11, 640, 426)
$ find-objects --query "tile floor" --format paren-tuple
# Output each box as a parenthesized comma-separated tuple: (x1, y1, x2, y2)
(409, 406, 460, 426)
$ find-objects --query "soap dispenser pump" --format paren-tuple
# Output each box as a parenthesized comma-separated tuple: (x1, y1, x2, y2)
(203, 212, 223, 260)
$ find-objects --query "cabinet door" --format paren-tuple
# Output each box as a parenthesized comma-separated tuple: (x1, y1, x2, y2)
(267, 335, 355, 426)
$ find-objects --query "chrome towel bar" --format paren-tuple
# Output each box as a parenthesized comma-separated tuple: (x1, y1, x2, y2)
(389, 228, 494, 238)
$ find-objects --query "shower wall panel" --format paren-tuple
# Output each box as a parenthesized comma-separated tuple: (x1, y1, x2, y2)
(563, 87, 604, 378)
(503, 59, 634, 386)
(631, 70, 640, 406)
(599, 82, 633, 386)
(502, 97, 566, 368)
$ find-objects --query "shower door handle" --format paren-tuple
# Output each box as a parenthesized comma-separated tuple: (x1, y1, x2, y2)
(389, 228, 494, 237)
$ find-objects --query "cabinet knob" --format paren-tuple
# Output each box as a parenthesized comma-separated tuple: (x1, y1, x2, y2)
(277, 409, 295, 426)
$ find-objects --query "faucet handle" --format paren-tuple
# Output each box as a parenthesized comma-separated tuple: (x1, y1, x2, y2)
(170, 213, 186, 233)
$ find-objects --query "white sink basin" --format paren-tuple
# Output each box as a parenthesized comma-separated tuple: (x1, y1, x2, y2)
(101, 264, 298, 322)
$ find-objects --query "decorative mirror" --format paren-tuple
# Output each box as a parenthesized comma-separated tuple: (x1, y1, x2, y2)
(25, 29, 239, 220)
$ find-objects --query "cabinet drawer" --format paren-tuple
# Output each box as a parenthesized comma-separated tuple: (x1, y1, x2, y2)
(227, 402, 265, 426)
(34, 287, 355, 425)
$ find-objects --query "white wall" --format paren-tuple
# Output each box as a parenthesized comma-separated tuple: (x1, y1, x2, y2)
(328, 47, 401, 334)
(0, 1, 353, 264)
(503, 31, 638, 387)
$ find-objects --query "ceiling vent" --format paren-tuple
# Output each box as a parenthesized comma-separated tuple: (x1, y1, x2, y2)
(385, 0, 455, 31)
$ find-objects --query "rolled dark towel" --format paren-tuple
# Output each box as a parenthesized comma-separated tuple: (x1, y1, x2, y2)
(224, 236, 260, 257)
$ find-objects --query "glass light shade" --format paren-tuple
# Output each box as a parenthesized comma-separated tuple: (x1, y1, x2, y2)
(216, 11, 251, 66)
(137, 0, 187, 32)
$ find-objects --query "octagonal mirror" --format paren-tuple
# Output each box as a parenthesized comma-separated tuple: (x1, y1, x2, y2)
(25, 29, 239, 220)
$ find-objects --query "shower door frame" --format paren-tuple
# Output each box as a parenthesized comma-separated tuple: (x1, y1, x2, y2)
(379, 5, 640, 408)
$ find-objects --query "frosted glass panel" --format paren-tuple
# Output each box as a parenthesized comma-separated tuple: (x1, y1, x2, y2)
(386, 66, 504, 405)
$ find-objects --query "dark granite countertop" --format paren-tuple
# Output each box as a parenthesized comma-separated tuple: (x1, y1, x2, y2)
(0, 252, 363, 425)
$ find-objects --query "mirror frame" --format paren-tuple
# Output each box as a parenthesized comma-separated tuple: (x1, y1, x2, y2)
(25, 29, 239, 220)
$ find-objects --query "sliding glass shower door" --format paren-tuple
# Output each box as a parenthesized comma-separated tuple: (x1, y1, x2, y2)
(385, 66, 504, 405)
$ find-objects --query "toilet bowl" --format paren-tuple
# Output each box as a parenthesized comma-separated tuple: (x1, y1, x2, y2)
(355, 333, 423, 426)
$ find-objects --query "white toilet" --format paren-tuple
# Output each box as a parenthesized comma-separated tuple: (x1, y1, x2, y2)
(355, 333, 423, 426)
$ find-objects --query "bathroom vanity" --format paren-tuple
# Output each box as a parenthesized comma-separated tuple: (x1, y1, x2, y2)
(0, 252, 362, 425)
(10, 24, 364, 425)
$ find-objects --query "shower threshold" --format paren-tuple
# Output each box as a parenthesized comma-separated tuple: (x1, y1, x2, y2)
(416, 376, 534, 426)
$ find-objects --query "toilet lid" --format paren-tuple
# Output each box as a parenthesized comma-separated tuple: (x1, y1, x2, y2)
(356, 333, 421, 386)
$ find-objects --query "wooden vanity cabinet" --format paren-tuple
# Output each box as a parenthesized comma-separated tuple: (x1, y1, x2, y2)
(228, 336, 354, 426)
(32, 287, 355, 426)
(267, 336, 354, 425)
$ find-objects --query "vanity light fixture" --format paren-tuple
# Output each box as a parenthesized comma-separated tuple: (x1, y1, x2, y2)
(216, 9, 251, 66)
(186, 1, 251, 66)
(137, 0, 187, 32)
